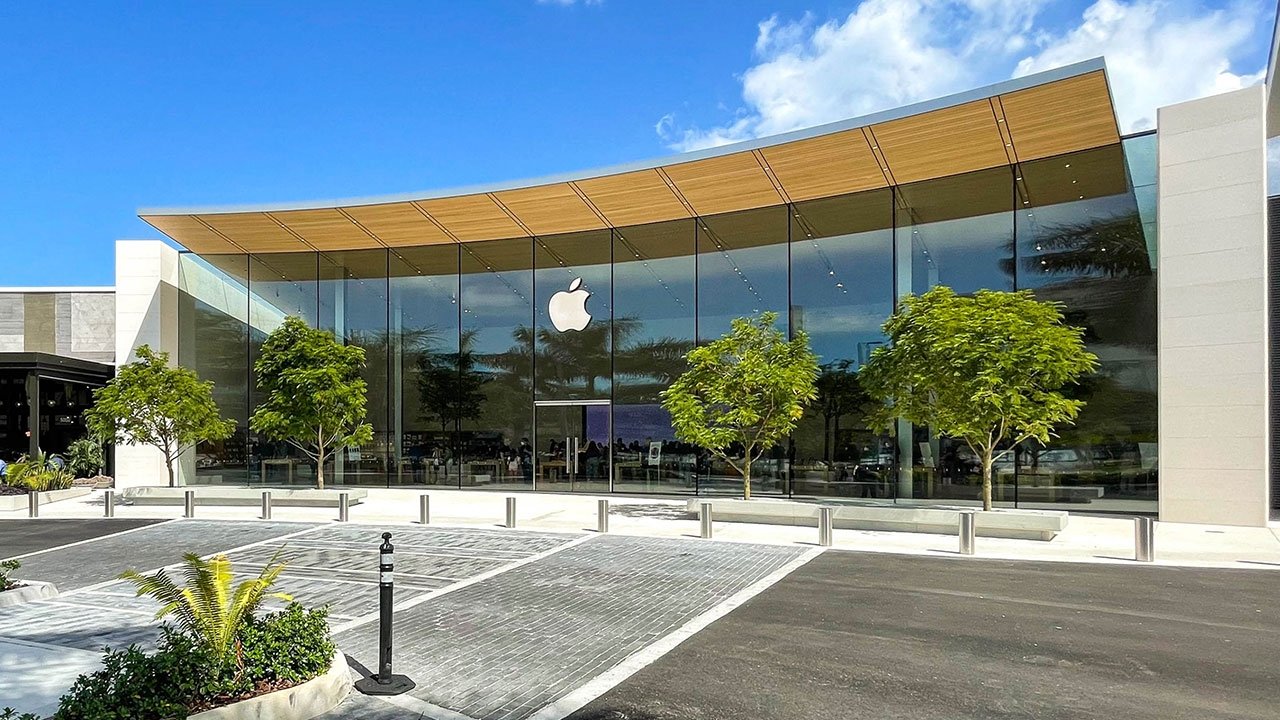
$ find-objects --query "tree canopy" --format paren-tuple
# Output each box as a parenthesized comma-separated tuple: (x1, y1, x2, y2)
(860, 286, 1098, 510)
(249, 316, 373, 489)
(660, 312, 818, 500)
(85, 345, 235, 487)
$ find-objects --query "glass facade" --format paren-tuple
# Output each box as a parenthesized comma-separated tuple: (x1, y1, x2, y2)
(176, 138, 1158, 513)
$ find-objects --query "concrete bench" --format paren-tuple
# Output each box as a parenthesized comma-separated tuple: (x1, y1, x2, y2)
(686, 497, 1068, 540)
(121, 486, 369, 507)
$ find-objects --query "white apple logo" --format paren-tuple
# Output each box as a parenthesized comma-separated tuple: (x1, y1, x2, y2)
(549, 278, 592, 332)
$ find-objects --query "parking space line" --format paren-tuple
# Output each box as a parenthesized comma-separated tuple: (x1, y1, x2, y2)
(62, 523, 329, 597)
(2, 519, 179, 562)
(527, 546, 825, 720)
(332, 533, 598, 635)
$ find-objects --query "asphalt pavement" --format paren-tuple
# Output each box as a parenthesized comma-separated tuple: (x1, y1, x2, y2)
(568, 550, 1279, 720)
(0, 518, 162, 560)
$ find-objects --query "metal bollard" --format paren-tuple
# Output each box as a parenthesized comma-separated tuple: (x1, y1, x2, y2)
(958, 510, 976, 555)
(1135, 516, 1155, 562)
(597, 499, 609, 534)
(104, 489, 115, 518)
(338, 492, 350, 522)
(700, 502, 713, 539)
(28, 491, 38, 518)
(419, 494, 430, 525)
(505, 497, 516, 529)
(818, 506, 833, 547)
(261, 491, 272, 520)
(183, 490, 195, 518)
(354, 532, 415, 696)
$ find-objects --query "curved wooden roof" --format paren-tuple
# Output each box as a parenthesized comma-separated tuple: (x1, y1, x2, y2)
(141, 60, 1120, 255)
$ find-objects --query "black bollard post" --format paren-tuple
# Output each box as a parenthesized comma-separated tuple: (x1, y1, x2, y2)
(355, 532, 416, 696)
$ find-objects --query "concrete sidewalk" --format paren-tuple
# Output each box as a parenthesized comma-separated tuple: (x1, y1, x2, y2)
(4, 487, 1279, 569)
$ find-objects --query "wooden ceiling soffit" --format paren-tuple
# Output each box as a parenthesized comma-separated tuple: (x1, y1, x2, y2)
(417, 194, 527, 242)
(758, 128, 887, 201)
(574, 168, 692, 227)
(492, 183, 608, 236)
(871, 99, 1009, 184)
(273, 208, 383, 250)
(142, 215, 243, 254)
(999, 70, 1120, 162)
(342, 203, 455, 247)
(199, 212, 312, 253)
(661, 151, 785, 216)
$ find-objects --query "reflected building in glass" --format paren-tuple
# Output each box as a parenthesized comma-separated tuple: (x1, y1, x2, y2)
(150, 60, 1166, 514)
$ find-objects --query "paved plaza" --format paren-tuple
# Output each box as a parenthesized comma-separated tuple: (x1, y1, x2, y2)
(1, 509, 1277, 719)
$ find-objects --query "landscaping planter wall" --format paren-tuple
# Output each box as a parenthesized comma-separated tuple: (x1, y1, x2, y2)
(688, 498, 1069, 540)
(188, 650, 351, 720)
(0, 581, 59, 608)
(122, 487, 368, 507)
(0, 487, 92, 512)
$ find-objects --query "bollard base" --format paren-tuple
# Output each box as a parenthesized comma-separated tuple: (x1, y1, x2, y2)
(355, 674, 416, 696)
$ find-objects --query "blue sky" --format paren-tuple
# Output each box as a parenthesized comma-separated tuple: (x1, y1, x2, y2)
(0, 0, 1272, 287)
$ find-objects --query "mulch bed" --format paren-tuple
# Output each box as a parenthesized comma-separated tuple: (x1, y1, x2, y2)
(0, 485, 27, 496)
(186, 677, 306, 714)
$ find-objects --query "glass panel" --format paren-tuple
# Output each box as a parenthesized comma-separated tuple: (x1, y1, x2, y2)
(697, 205, 790, 496)
(178, 253, 250, 486)
(390, 245, 461, 487)
(319, 250, 390, 487)
(789, 189, 896, 499)
(459, 238, 534, 490)
(534, 230, 612, 400)
(248, 252, 317, 486)
(894, 167, 1015, 506)
(612, 219, 697, 493)
(534, 404, 610, 493)
(1015, 144, 1158, 513)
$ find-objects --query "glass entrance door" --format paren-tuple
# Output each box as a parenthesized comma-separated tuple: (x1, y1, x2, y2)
(534, 401, 610, 493)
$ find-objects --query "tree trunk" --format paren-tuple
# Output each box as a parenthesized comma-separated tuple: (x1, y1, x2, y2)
(742, 448, 752, 501)
(166, 456, 176, 488)
(316, 429, 326, 491)
(981, 453, 994, 511)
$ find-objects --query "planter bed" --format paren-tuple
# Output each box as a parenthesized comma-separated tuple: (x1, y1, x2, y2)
(122, 486, 369, 507)
(188, 650, 351, 720)
(0, 487, 93, 512)
(687, 497, 1068, 540)
(0, 581, 59, 607)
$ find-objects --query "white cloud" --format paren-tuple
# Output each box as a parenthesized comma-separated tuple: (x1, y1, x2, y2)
(659, 0, 1266, 150)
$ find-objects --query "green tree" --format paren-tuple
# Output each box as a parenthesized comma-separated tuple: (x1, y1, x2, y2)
(85, 346, 235, 488)
(250, 316, 373, 489)
(660, 312, 819, 500)
(860, 286, 1098, 511)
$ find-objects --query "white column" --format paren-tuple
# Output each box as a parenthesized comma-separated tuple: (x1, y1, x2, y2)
(113, 240, 184, 489)
(1157, 85, 1269, 526)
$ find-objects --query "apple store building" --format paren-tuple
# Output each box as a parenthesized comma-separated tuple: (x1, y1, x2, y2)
(120, 57, 1275, 524)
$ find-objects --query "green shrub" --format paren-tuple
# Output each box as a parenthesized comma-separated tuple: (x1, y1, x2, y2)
(1, 707, 43, 720)
(54, 607, 334, 720)
(5, 453, 74, 492)
(53, 628, 214, 720)
(0, 559, 19, 591)
(238, 603, 334, 684)
(67, 438, 105, 478)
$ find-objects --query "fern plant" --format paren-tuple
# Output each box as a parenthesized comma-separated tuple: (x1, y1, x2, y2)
(120, 551, 292, 669)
